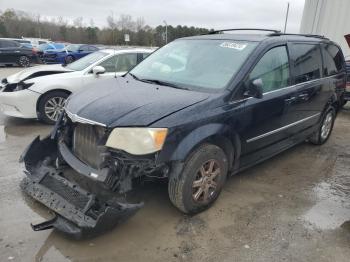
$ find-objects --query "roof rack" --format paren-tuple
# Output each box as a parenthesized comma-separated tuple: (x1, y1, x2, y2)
(268, 32, 328, 39)
(209, 28, 281, 34)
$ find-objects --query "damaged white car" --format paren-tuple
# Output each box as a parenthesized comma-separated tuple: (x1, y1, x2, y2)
(0, 48, 153, 124)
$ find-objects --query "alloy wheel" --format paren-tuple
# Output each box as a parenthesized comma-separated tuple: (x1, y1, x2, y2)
(320, 111, 333, 140)
(192, 159, 221, 203)
(44, 97, 66, 122)
(19, 56, 30, 67)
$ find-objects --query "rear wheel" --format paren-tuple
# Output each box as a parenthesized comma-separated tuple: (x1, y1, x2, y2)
(309, 107, 335, 145)
(65, 55, 75, 64)
(38, 91, 69, 124)
(168, 143, 228, 214)
(18, 55, 30, 67)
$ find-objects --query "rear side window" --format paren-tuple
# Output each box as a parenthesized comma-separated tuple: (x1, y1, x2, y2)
(249, 46, 290, 93)
(291, 44, 322, 84)
(321, 44, 344, 76)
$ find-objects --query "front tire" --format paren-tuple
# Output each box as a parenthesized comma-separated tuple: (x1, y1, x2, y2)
(65, 55, 75, 64)
(38, 91, 69, 124)
(168, 143, 228, 214)
(309, 107, 335, 145)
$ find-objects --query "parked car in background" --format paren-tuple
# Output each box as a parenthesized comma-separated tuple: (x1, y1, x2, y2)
(0, 38, 33, 49)
(0, 39, 37, 67)
(21, 37, 51, 48)
(19, 30, 346, 238)
(36, 43, 66, 62)
(0, 48, 153, 124)
(343, 60, 350, 106)
(42, 44, 99, 64)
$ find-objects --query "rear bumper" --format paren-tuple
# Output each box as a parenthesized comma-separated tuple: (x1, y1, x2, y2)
(20, 136, 143, 239)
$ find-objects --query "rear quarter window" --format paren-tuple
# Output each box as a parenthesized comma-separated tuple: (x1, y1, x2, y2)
(291, 43, 322, 84)
(321, 44, 344, 76)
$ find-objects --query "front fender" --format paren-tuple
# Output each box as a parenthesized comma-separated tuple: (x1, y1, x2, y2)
(159, 123, 233, 162)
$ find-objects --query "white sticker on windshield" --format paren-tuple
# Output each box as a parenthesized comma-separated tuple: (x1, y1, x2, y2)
(220, 42, 247, 50)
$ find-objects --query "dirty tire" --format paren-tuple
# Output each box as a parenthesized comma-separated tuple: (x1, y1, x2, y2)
(38, 91, 69, 124)
(309, 106, 335, 145)
(65, 55, 75, 64)
(168, 143, 228, 214)
(18, 55, 30, 67)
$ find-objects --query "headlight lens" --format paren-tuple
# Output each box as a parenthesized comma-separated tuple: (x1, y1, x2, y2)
(106, 128, 168, 155)
(13, 82, 34, 91)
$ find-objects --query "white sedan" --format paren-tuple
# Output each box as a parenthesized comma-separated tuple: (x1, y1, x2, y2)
(0, 48, 153, 124)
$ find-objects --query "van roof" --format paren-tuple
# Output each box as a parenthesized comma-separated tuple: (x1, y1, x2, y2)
(180, 29, 332, 43)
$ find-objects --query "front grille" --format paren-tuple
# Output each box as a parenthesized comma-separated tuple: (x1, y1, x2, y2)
(73, 123, 106, 169)
(41, 174, 90, 210)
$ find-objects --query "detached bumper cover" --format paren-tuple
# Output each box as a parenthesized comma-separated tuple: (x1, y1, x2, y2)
(20, 136, 143, 239)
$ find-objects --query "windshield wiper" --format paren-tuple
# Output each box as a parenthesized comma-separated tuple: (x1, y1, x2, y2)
(128, 72, 140, 80)
(139, 78, 189, 90)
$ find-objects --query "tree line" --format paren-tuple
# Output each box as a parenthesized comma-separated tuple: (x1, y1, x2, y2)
(0, 9, 213, 46)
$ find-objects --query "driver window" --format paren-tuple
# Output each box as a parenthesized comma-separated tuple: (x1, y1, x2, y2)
(115, 53, 138, 72)
(249, 46, 290, 93)
(99, 56, 118, 72)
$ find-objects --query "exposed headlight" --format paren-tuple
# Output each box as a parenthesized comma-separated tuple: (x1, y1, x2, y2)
(13, 82, 34, 91)
(106, 128, 168, 155)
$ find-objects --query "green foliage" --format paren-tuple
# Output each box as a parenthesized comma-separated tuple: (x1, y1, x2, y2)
(0, 9, 212, 46)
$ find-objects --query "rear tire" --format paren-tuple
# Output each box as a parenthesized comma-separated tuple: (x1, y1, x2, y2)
(18, 55, 30, 67)
(38, 91, 69, 124)
(309, 107, 335, 145)
(168, 143, 228, 214)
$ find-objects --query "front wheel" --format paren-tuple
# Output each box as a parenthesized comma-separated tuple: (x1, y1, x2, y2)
(168, 143, 228, 214)
(38, 91, 69, 124)
(309, 107, 335, 145)
(65, 55, 75, 64)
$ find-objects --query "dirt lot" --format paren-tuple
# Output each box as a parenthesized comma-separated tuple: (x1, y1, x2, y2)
(0, 67, 350, 262)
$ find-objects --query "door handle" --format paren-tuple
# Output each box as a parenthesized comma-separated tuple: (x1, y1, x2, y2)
(284, 97, 297, 103)
(298, 93, 309, 100)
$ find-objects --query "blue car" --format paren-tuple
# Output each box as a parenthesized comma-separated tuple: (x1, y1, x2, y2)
(36, 43, 66, 61)
(42, 44, 99, 64)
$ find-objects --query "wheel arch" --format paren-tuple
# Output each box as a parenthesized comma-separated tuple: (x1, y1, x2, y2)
(36, 89, 72, 113)
(165, 123, 242, 173)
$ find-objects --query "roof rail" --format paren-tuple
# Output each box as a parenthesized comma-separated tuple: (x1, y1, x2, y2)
(269, 32, 329, 39)
(209, 28, 281, 34)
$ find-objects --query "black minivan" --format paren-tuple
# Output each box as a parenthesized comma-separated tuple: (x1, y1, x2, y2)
(21, 29, 346, 238)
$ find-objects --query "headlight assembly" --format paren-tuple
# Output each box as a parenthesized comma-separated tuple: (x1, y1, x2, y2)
(106, 128, 168, 155)
(13, 82, 34, 92)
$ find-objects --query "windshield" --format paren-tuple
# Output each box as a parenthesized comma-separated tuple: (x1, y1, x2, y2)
(65, 51, 108, 71)
(66, 44, 81, 52)
(130, 39, 258, 90)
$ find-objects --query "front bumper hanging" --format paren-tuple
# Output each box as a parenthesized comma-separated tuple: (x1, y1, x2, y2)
(20, 135, 143, 239)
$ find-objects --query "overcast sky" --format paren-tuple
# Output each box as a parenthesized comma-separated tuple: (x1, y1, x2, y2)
(1, 0, 305, 32)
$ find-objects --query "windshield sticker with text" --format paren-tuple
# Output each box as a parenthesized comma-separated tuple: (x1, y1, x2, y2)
(220, 42, 247, 50)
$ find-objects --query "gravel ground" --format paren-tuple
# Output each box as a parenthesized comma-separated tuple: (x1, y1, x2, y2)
(0, 66, 349, 262)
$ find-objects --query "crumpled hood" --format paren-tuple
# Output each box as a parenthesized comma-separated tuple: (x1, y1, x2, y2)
(6, 64, 72, 83)
(65, 77, 210, 127)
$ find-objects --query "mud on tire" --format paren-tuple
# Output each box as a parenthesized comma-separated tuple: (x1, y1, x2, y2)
(309, 106, 336, 145)
(168, 143, 228, 214)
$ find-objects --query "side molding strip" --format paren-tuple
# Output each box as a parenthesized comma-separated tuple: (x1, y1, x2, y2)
(246, 113, 321, 143)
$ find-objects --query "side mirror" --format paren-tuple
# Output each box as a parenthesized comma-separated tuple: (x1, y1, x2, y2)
(245, 78, 263, 99)
(92, 66, 106, 76)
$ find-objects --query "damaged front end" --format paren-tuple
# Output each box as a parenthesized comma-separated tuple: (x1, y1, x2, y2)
(20, 113, 166, 239)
